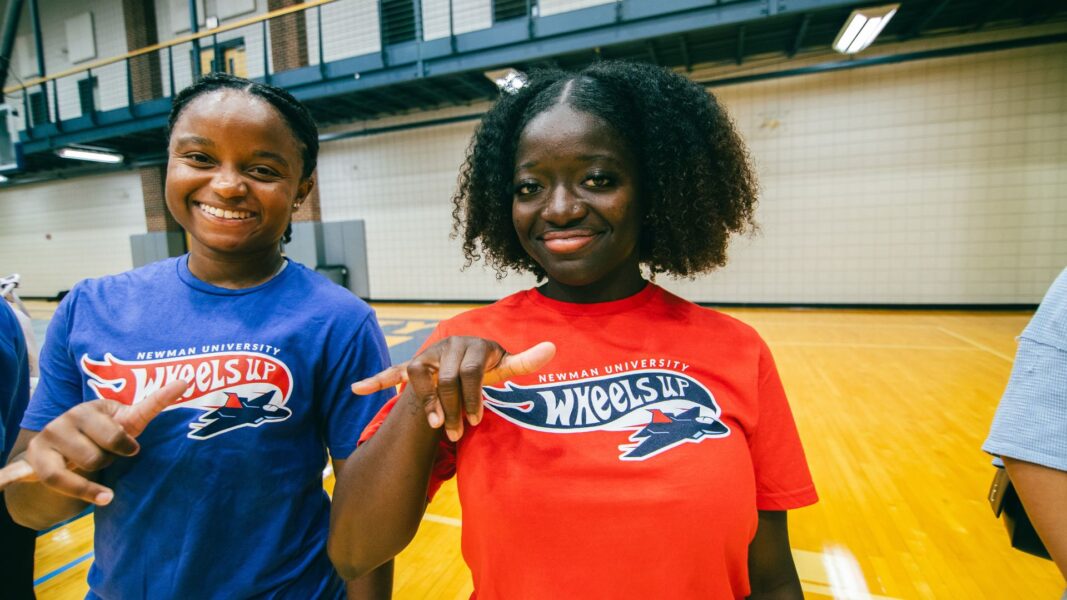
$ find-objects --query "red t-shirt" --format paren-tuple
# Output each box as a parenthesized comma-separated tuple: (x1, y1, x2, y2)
(361, 284, 817, 599)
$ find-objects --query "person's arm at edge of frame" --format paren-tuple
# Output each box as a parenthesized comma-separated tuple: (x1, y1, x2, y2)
(334, 454, 395, 599)
(4, 428, 91, 530)
(1002, 457, 1067, 580)
(747, 510, 804, 600)
(328, 386, 440, 581)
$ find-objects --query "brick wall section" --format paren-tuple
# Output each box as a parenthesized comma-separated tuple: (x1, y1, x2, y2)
(123, 0, 163, 103)
(140, 165, 182, 232)
(268, 0, 309, 72)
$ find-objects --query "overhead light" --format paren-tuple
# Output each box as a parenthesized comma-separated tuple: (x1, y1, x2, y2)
(484, 68, 527, 95)
(56, 146, 124, 164)
(833, 4, 899, 54)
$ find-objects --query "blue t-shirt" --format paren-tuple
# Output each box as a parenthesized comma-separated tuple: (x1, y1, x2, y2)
(22, 256, 392, 599)
(984, 267, 1067, 472)
(1, 299, 30, 464)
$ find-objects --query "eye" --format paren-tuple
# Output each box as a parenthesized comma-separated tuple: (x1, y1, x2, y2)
(514, 181, 542, 196)
(184, 152, 213, 166)
(248, 165, 282, 179)
(583, 173, 614, 188)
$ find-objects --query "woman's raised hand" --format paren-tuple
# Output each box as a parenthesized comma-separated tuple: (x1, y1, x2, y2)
(0, 380, 189, 501)
(352, 339, 555, 442)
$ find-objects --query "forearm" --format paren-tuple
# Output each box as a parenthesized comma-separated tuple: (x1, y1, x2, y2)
(345, 560, 394, 599)
(329, 390, 441, 580)
(5, 451, 91, 530)
(748, 510, 803, 600)
(1003, 457, 1067, 579)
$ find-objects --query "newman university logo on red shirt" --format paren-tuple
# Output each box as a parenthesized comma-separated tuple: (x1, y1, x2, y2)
(80, 351, 294, 440)
(482, 369, 730, 460)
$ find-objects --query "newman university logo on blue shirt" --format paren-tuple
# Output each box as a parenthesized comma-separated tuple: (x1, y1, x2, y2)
(482, 369, 730, 460)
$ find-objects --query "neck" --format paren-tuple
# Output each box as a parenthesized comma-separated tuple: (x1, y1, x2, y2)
(187, 244, 286, 289)
(538, 268, 647, 304)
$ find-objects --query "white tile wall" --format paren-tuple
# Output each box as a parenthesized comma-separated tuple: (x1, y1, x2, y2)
(422, 0, 492, 41)
(316, 41, 1066, 303)
(538, 0, 613, 17)
(0, 171, 146, 297)
(317, 119, 536, 300)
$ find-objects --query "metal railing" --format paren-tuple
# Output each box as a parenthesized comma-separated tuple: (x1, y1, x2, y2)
(2, 0, 558, 133)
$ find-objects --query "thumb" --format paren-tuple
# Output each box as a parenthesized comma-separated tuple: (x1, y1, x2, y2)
(115, 380, 190, 437)
(484, 342, 556, 386)
(0, 459, 36, 491)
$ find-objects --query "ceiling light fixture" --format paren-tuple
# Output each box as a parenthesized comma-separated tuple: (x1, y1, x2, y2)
(484, 68, 527, 95)
(833, 4, 899, 54)
(55, 146, 124, 164)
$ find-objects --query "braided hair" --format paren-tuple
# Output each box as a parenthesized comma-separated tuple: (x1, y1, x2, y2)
(167, 72, 319, 244)
(453, 61, 758, 279)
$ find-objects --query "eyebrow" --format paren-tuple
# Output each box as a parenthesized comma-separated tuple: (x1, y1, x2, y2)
(173, 135, 213, 147)
(252, 150, 290, 167)
(517, 154, 621, 170)
(173, 136, 291, 168)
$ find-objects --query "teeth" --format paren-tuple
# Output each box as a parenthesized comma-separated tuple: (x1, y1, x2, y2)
(197, 203, 252, 220)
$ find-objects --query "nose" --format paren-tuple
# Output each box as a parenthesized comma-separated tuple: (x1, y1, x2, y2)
(541, 184, 586, 225)
(211, 166, 247, 199)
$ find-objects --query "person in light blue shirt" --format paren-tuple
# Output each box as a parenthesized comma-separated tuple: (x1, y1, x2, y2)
(984, 267, 1067, 586)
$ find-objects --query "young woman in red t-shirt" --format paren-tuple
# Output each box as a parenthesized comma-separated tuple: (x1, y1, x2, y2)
(331, 61, 817, 599)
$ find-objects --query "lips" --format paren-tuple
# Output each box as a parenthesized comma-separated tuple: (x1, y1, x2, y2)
(540, 229, 598, 254)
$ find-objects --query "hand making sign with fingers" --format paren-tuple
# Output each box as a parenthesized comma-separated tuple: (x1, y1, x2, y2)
(352, 340, 556, 442)
(0, 380, 190, 501)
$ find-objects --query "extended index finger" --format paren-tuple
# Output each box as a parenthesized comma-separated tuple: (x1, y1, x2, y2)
(0, 460, 36, 490)
(483, 342, 556, 386)
(351, 363, 409, 395)
(115, 380, 189, 437)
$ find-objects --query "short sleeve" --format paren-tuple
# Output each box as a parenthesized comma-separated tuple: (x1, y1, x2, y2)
(319, 312, 393, 459)
(1, 301, 30, 462)
(356, 322, 456, 499)
(749, 338, 818, 511)
(21, 288, 84, 432)
(983, 339, 1067, 472)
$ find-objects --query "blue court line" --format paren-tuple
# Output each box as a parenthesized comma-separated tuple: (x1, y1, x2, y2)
(34, 551, 94, 587)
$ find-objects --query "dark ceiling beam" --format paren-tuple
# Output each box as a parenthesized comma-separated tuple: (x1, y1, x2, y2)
(971, 0, 1010, 31)
(402, 84, 448, 107)
(422, 79, 462, 103)
(1023, 0, 1060, 24)
(901, 0, 952, 40)
(788, 13, 812, 58)
(735, 25, 745, 65)
(645, 40, 659, 65)
(453, 73, 495, 98)
(677, 35, 691, 71)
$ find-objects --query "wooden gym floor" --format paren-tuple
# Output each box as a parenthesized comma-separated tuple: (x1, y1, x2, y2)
(20, 300, 1065, 598)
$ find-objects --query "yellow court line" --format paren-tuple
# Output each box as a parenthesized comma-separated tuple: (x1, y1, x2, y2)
(935, 327, 1015, 362)
(422, 513, 462, 527)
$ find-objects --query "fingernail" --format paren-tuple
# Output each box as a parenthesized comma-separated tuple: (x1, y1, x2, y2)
(427, 413, 442, 428)
(95, 491, 113, 505)
(468, 412, 481, 426)
(446, 429, 459, 442)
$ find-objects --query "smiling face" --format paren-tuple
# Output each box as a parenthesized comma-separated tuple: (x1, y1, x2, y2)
(511, 103, 644, 302)
(166, 89, 312, 262)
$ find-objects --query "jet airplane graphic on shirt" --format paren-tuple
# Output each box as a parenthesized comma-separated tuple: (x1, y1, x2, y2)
(618, 406, 729, 460)
(188, 390, 292, 439)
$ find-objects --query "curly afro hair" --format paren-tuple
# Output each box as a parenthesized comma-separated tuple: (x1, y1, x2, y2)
(452, 60, 758, 279)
